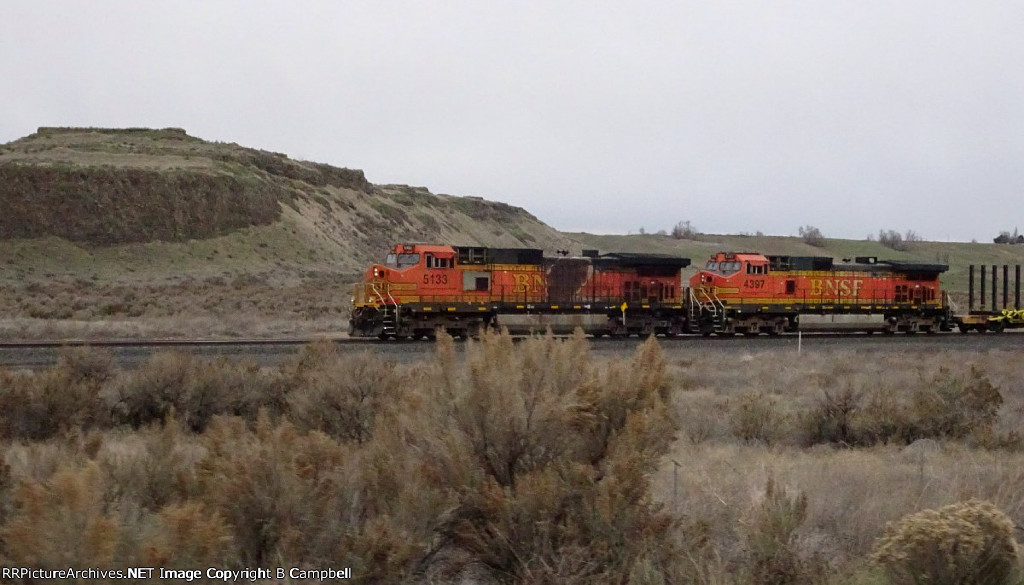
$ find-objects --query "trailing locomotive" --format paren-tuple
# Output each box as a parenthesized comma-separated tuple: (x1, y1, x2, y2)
(688, 252, 950, 335)
(349, 243, 691, 338)
(349, 243, 954, 338)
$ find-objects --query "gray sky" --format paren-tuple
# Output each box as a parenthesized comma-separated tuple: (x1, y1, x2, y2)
(3, 1, 1022, 241)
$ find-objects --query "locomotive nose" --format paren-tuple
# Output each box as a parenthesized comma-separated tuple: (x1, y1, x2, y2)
(695, 271, 716, 285)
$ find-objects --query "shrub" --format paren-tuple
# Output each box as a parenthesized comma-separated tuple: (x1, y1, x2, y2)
(800, 385, 861, 446)
(732, 391, 785, 445)
(196, 414, 359, 566)
(403, 330, 682, 583)
(798, 225, 825, 247)
(111, 352, 280, 432)
(871, 499, 1020, 585)
(878, 229, 921, 251)
(0, 463, 120, 568)
(141, 501, 235, 568)
(745, 478, 825, 585)
(799, 367, 1003, 447)
(286, 349, 401, 443)
(671, 220, 700, 240)
(0, 347, 112, 440)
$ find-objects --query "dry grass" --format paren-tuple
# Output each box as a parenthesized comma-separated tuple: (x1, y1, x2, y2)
(0, 334, 1022, 584)
(0, 273, 355, 339)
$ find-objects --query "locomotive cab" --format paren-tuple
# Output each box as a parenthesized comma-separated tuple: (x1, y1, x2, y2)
(362, 244, 462, 304)
(693, 252, 768, 288)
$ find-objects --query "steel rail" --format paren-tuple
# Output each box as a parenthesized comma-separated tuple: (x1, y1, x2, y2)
(1, 329, 1022, 350)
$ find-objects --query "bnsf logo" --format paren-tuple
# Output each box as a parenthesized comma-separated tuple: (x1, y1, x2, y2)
(808, 278, 864, 297)
(513, 273, 545, 293)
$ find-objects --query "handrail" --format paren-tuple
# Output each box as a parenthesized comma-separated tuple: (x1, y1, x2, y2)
(386, 289, 399, 325)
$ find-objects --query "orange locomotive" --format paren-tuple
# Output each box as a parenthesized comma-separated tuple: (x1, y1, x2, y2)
(688, 252, 950, 335)
(350, 243, 692, 338)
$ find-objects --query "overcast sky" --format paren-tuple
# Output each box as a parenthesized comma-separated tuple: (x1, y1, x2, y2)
(2, 1, 1022, 241)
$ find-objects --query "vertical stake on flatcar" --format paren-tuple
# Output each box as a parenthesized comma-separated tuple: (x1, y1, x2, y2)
(981, 265, 986, 309)
(969, 265, 974, 313)
(992, 264, 998, 310)
(1003, 265, 1009, 310)
(1016, 265, 1021, 310)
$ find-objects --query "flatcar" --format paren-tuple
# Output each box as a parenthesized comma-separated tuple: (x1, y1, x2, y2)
(349, 243, 692, 338)
(688, 252, 950, 335)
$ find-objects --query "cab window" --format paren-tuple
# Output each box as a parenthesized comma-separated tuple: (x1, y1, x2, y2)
(426, 254, 453, 269)
(396, 253, 420, 268)
(719, 261, 741, 275)
(705, 261, 719, 271)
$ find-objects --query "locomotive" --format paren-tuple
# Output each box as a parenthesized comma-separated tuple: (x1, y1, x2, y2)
(349, 244, 952, 338)
(689, 252, 949, 335)
(349, 243, 692, 338)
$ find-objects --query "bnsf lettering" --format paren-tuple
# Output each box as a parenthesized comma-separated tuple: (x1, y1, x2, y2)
(513, 273, 545, 293)
(808, 278, 864, 297)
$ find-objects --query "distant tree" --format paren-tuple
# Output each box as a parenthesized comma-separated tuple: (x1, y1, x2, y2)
(670, 220, 700, 240)
(638, 226, 647, 235)
(798, 225, 825, 247)
(878, 229, 908, 251)
(904, 230, 923, 243)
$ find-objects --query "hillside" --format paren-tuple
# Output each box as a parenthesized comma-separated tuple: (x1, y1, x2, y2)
(0, 127, 571, 339)
(0, 127, 571, 271)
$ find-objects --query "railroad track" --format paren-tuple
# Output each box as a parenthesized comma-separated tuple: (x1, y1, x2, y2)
(2, 330, 1022, 369)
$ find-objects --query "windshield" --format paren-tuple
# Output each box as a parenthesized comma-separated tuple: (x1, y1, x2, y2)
(705, 260, 741, 275)
(719, 261, 741, 275)
(397, 253, 420, 268)
(385, 253, 398, 266)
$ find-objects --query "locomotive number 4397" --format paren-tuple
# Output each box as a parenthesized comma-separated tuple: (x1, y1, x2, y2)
(743, 279, 766, 289)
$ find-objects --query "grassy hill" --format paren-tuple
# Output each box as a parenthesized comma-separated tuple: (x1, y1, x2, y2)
(0, 127, 569, 266)
(0, 127, 571, 339)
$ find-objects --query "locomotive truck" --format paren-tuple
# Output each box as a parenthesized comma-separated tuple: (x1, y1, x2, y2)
(350, 244, 955, 338)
